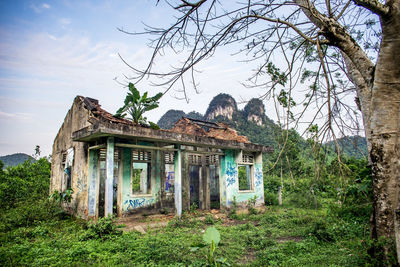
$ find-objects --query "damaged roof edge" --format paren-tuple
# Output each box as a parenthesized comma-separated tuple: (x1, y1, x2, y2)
(72, 121, 273, 153)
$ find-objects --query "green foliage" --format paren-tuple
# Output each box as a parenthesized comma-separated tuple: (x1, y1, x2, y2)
(0, 158, 50, 210)
(79, 216, 122, 241)
(115, 82, 162, 125)
(203, 227, 220, 246)
(49, 189, 74, 204)
(204, 214, 215, 225)
(247, 196, 258, 215)
(190, 202, 198, 213)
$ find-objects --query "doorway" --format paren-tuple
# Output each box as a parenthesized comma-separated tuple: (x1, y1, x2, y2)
(189, 165, 200, 208)
(209, 165, 220, 209)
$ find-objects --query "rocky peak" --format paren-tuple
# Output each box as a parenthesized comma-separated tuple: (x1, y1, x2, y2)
(205, 93, 238, 120)
(243, 98, 265, 126)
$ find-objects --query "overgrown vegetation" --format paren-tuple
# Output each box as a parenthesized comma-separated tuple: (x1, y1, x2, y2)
(0, 145, 388, 265)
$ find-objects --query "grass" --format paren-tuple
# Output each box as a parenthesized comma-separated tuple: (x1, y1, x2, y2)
(0, 205, 371, 266)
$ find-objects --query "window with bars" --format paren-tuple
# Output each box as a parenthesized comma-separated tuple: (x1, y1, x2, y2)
(189, 154, 202, 165)
(205, 155, 219, 165)
(99, 149, 120, 184)
(241, 153, 254, 164)
(164, 152, 175, 164)
(132, 150, 152, 195)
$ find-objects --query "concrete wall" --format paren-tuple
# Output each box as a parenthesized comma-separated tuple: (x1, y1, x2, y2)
(220, 149, 264, 208)
(51, 97, 91, 218)
(120, 145, 164, 213)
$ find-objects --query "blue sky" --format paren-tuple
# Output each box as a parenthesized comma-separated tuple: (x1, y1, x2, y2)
(0, 0, 276, 156)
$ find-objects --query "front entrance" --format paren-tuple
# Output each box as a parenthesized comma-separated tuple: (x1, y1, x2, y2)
(189, 165, 200, 208)
(209, 165, 220, 209)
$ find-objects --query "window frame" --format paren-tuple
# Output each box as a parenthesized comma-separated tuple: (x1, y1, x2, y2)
(131, 150, 153, 196)
(237, 152, 255, 192)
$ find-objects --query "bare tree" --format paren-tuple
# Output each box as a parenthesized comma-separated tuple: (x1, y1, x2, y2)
(120, 0, 400, 262)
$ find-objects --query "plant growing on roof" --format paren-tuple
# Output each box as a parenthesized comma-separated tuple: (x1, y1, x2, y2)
(115, 83, 163, 126)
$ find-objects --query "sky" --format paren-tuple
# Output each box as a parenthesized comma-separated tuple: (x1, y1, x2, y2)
(0, 0, 280, 157)
(0, 0, 365, 157)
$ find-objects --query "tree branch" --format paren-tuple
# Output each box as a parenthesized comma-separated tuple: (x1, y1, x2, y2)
(294, 0, 375, 87)
(352, 0, 389, 16)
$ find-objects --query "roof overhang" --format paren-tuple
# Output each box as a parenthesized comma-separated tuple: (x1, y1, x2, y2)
(72, 121, 273, 153)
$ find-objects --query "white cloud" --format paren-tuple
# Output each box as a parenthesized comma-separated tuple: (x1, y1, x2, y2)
(30, 3, 51, 13)
(59, 18, 71, 26)
(0, 111, 32, 121)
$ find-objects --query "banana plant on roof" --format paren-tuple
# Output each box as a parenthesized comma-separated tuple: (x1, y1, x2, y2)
(115, 83, 163, 126)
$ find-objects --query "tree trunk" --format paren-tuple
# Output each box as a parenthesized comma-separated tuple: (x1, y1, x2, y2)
(369, 2, 400, 263)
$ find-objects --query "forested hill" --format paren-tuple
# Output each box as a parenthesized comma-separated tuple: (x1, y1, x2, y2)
(158, 93, 284, 148)
(325, 136, 367, 159)
(0, 153, 35, 168)
(157, 93, 367, 159)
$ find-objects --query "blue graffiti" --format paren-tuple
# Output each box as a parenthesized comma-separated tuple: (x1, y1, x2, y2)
(255, 167, 263, 187)
(165, 171, 174, 191)
(227, 177, 235, 187)
(226, 162, 237, 177)
(124, 198, 145, 210)
(226, 162, 237, 187)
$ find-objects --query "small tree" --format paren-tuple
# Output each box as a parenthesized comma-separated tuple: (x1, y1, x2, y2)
(115, 83, 163, 126)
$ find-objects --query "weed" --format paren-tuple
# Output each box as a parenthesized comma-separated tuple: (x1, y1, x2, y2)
(79, 216, 122, 241)
(205, 214, 215, 225)
(190, 202, 198, 213)
(247, 196, 258, 215)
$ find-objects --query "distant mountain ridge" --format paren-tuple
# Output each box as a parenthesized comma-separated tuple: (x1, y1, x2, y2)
(0, 153, 35, 168)
(157, 93, 367, 159)
(158, 93, 281, 147)
(325, 135, 367, 159)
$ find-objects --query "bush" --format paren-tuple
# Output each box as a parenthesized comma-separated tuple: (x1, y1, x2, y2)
(79, 216, 122, 241)
(264, 191, 279, 206)
(204, 214, 215, 225)
(308, 220, 335, 242)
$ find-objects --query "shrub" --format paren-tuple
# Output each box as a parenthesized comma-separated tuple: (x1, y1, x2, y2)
(204, 214, 215, 225)
(264, 191, 279, 206)
(79, 216, 122, 241)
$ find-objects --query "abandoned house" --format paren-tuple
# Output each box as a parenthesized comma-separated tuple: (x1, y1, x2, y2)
(50, 96, 273, 219)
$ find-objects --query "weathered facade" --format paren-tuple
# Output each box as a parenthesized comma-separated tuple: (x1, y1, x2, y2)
(51, 96, 272, 219)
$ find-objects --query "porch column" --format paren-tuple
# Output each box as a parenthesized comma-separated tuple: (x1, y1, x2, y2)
(88, 149, 99, 217)
(174, 145, 182, 217)
(105, 137, 114, 217)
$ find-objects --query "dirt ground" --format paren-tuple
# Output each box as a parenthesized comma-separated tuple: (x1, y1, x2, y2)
(116, 207, 267, 234)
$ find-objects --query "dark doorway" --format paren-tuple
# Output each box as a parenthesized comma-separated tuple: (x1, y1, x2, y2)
(189, 165, 200, 208)
(209, 165, 220, 209)
(99, 160, 106, 218)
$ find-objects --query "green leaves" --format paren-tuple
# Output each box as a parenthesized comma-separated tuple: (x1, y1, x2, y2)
(203, 226, 220, 246)
(115, 83, 163, 125)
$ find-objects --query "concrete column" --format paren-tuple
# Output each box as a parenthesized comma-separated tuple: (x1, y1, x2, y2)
(174, 146, 182, 217)
(88, 149, 99, 217)
(105, 137, 114, 217)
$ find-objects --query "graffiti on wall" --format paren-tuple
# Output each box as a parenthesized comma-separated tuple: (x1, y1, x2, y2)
(124, 198, 155, 211)
(165, 171, 174, 192)
(255, 167, 263, 187)
(226, 161, 237, 187)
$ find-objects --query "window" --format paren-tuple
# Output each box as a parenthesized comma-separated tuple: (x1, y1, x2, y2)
(238, 153, 254, 191)
(164, 152, 175, 193)
(61, 148, 74, 190)
(132, 150, 152, 195)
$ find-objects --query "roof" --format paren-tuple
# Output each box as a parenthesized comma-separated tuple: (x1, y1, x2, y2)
(72, 96, 273, 152)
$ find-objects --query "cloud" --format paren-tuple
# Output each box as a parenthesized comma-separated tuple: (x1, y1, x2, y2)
(59, 18, 71, 26)
(0, 111, 32, 121)
(30, 3, 51, 13)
